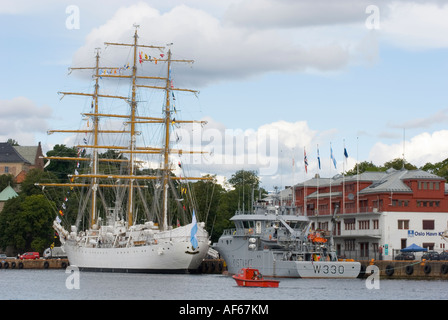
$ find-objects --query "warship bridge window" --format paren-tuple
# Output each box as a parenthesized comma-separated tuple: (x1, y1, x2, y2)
(256, 221, 262, 234)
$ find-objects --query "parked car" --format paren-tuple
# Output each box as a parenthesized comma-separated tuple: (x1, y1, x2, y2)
(396, 252, 415, 260)
(422, 251, 439, 261)
(0, 253, 7, 260)
(439, 251, 448, 261)
(43, 247, 67, 259)
(19, 252, 40, 260)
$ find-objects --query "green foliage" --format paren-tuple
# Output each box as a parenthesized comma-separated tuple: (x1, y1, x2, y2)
(347, 158, 419, 176)
(190, 175, 225, 242)
(45, 144, 78, 181)
(0, 174, 16, 191)
(421, 158, 448, 181)
(0, 194, 54, 253)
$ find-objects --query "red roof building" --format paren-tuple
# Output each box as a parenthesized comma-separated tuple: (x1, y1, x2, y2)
(289, 169, 448, 260)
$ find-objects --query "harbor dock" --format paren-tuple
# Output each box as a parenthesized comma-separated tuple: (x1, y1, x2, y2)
(358, 260, 448, 280)
(2, 257, 448, 280)
(0, 258, 68, 270)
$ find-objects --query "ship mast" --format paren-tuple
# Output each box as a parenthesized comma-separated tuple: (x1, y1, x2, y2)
(137, 48, 208, 230)
(162, 50, 172, 230)
(38, 27, 212, 231)
(91, 48, 100, 227)
(104, 26, 165, 227)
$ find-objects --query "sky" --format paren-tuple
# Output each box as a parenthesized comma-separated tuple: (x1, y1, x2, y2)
(1, 0, 448, 191)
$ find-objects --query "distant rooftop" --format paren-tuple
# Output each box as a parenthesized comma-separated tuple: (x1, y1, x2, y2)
(0, 185, 19, 201)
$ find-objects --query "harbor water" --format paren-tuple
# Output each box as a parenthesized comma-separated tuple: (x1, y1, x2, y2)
(1, 269, 447, 300)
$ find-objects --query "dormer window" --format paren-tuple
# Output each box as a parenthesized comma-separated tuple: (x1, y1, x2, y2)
(418, 181, 440, 190)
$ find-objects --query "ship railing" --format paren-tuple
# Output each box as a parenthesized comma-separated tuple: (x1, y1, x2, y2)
(222, 228, 255, 237)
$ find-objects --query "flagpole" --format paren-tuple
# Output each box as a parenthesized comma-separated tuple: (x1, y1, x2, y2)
(317, 144, 320, 217)
(356, 136, 359, 214)
(343, 139, 345, 214)
(292, 150, 295, 214)
(304, 146, 307, 216)
(329, 143, 332, 218)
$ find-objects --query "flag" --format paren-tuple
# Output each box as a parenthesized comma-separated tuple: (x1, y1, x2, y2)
(344, 147, 349, 160)
(317, 146, 321, 170)
(44, 159, 51, 168)
(304, 147, 308, 174)
(190, 210, 198, 250)
(331, 145, 337, 169)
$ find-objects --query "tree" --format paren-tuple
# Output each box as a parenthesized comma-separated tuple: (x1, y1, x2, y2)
(190, 175, 225, 241)
(421, 158, 448, 181)
(228, 170, 267, 213)
(345, 161, 380, 176)
(382, 158, 417, 171)
(7, 138, 19, 146)
(0, 194, 55, 254)
(228, 169, 260, 189)
(346, 158, 418, 176)
(0, 174, 16, 191)
(45, 144, 78, 181)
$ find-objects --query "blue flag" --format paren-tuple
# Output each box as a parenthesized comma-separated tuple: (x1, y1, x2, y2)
(331, 146, 337, 169)
(317, 147, 321, 170)
(190, 210, 198, 250)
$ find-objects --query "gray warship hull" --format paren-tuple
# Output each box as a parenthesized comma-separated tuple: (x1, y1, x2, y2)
(214, 206, 361, 279)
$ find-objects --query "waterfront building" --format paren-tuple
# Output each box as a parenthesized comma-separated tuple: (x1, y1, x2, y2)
(0, 142, 44, 183)
(286, 169, 448, 260)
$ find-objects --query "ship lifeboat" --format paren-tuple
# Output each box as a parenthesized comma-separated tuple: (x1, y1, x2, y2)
(232, 268, 279, 288)
(308, 232, 327, 243)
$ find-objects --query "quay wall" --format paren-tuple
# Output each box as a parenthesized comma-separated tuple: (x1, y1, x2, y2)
(3, 257, 447, 280)
(358, 260, 448, 280)
(0, 258, 68, 270)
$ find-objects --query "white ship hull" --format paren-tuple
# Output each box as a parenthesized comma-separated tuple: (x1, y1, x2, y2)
(56, 221, 209, 273)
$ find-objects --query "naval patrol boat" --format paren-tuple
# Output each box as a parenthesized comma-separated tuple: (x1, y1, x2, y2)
(214, 200, 361, 278)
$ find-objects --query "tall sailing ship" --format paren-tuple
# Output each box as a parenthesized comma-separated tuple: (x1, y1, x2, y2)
(38, 28, 210, 273)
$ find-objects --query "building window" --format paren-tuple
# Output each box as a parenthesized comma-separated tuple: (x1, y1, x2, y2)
(344, 218, 355, 230)
(398, 220, 409, 230)
(318, 222, 329, 231)
(422, 220, 435, 230)
(345, 239, 356, 251)
(358, 220, 370, 230)
(373, 219, 379, 229)
(401, 238, 407, 249)
(4, 166, 9, 173)
(360, 242, 369, 257)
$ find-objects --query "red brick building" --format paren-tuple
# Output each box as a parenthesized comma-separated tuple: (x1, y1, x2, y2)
(288, 169, 448, 260)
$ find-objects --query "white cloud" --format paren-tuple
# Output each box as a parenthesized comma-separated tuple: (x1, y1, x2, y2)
(224, 0, 373, 28)
(368, 130, 448, 167)
(167, 117, 332, 189)
(388, 108, 448, 129)
(381, 2, 448, 49)
(71, 2, 354, 88)
(0, 97, 52, 145)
